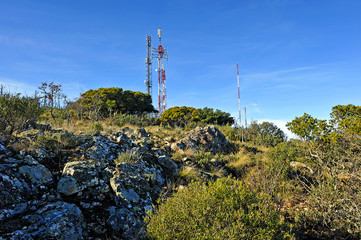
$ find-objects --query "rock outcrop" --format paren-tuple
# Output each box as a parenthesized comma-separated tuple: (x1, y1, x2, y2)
(172, 125, 233, 154)
(0, 125, 229, 239)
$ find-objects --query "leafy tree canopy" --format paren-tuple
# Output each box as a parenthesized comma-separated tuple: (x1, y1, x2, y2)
(161, 106, 234, 126)
(228, 121, 286, 147)
(287, 104, 361, 141)
(78, 87, 156, 118)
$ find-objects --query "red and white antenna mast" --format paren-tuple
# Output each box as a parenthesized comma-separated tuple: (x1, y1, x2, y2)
(237, 64, 242, 127)
(156, 28, 168, 115)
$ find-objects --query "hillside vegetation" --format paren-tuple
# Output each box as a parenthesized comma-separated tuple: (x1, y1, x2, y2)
(0, 84, 360, 239)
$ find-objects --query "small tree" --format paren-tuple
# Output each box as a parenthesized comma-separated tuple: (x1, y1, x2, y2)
(38, 81, 63, 121)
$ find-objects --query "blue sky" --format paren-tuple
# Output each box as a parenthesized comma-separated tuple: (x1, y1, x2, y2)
(0, 0, 360, 137)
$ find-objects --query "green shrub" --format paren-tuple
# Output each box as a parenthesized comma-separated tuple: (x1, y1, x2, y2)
(193, 150, 214, 170)
(34, 135, 61, 152)
(0, 90, 42, 136)
(91, 122, 103, 132)
(146, 177, 294, 240)
(59, 132, 84, 148)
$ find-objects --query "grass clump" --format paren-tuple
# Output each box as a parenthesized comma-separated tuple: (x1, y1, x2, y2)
(115, 151, 141, 164)
(146, 177, 294, 240)
(177, 166, 202, 184)
(34, 134, 62, 152)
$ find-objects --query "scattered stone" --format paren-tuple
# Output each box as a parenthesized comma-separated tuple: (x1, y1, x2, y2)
(157, 156, 178, 175)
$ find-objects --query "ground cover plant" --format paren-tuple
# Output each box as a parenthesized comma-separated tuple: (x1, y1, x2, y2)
(146, 177, 294, 240)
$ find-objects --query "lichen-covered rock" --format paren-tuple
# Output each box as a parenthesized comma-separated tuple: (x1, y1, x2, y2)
(81, 134, 122, 163)
(0, 157, 53, 210)
(107, 159, 165, 239)
(107, 206, 145, 240)
(157, 156, 178, 175)
(34, 147, 57, 163)
(0, 142, 11, 158)
(179, 125, 232, 154)
(110, 161, 163, 207)
(171, 141, 186, 152)
(135, 128, 148, 138)
(19, 164, 53, 186)
(4, 201, 86, 240)
(57, 160, 100, 196)
(112, 131, 135, 151)
(0, 126, 192, 239)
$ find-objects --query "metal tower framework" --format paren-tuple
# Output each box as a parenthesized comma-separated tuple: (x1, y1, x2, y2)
(155, 28, 168, 115)
(145, 35, 153, 97)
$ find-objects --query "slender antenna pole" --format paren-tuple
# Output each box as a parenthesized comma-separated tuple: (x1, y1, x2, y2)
(244, 106, 247, 128)
(237, 64, 241, 127)
(237, 64, 243, 142)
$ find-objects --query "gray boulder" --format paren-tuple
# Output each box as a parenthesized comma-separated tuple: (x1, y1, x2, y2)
(0, 143, 11, 158)
(83, 135, 121, 163)
(179, 125, 232, 154)
(5, 201, 85, 240)
(157, 156, 178, 175)
(19, 164, 53, 186)
(0, 157, 53, 210)
(57, 161, 100, 196)
(107, 206, 145, 240)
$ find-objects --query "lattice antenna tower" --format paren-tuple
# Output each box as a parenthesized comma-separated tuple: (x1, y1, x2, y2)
(145, 35, 153, 97)
(156, 28, 168, 115)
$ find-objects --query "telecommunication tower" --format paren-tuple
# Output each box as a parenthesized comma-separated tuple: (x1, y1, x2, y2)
(237, 64, 242, 127)
(156, 28, 168, 115)
(145, 35, 153, 97)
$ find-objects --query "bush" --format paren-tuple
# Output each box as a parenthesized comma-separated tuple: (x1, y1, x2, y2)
(34, 135, 61, 152)
(0, 91, 42, 136)
(193, 150, 214, 170)
(161, 106, 234, 127)
(293, 136, 361, 238)
(146, 177, 294, 240)
(91, 122, 103, 132)
(59, 132, 84, 148)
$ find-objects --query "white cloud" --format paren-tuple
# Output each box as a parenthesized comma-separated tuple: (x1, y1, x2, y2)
(0, 78, 38, 96)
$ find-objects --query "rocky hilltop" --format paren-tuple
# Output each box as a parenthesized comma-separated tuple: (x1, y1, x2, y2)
(0, 125, 232, 239)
